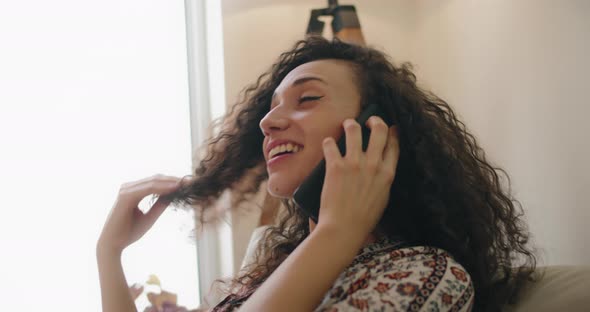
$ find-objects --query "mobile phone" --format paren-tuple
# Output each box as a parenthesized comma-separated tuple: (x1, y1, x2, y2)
(292, 103, 393, 223)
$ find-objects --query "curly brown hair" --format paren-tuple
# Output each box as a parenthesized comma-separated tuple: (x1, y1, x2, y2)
(163, 36, 537, 311)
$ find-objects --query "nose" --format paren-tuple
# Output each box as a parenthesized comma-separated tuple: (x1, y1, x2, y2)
(259, 108, 290, 136)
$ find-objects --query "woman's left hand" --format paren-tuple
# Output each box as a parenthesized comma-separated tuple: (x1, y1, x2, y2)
(317, 116, 400, 240)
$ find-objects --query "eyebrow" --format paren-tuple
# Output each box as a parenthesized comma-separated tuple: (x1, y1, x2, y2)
(271, 76, 328, 101)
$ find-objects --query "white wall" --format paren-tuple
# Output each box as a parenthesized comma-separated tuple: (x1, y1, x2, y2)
(401, 1, 590, 266)
(220, 0, 590, 269)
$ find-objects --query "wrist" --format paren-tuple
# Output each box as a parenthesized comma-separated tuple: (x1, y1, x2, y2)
(96, 240, 123, 261)
(316, 218, 371, 238)
(312, 223, 367, 253)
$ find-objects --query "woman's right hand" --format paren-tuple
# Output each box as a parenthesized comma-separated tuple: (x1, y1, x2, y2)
(97, 174, 188, 256)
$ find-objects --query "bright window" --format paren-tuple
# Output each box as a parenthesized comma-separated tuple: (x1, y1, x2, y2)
(0, 1, 201, 310)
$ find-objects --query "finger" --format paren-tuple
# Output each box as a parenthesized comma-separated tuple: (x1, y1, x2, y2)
(139, 196, 172, 232)
(126, 174, 181, 189)
(178, 174, 196, 186)
(129, 284, 144, 300)
(383, 126, 400, 172)
(124, 179, 183, 204)
(343, 119, 362, 162)
(322, 137, 342, 165)
(365, 116, 389, 164)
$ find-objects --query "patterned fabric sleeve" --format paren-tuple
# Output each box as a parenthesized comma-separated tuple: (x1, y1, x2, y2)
(314, 246, 474, 312)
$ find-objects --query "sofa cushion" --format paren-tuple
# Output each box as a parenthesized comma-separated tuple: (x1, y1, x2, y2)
(504, 265, 590, 312)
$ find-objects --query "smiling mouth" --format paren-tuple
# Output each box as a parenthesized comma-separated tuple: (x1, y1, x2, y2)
(269, 150, 297, 161)
(268, 144, 303, 160)
(267, 147, 304, 166)
(271, 150, 296, 159)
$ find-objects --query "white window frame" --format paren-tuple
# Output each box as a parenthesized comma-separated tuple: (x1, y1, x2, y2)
(184, 0, 233, 305)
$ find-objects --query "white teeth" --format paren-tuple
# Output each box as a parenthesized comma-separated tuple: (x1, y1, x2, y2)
(269, 143, 302, 159)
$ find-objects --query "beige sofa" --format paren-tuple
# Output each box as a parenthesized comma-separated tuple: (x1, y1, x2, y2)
(504, 265, 590, 311)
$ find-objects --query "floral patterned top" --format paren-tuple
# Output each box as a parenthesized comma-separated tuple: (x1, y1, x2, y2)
(313, 236, 474, 311)
(213, 236, 474, 311)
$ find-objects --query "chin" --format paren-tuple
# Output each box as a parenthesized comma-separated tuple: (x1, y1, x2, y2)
(266, 175, 300, 199)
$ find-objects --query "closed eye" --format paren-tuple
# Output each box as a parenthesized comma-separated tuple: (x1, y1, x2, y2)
(298, 95, 324, 104)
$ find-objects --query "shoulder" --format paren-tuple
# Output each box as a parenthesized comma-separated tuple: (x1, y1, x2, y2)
(315, 246, 474, 312)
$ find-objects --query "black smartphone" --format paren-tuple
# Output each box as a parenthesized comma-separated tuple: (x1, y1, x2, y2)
(293, 103, 393, 223)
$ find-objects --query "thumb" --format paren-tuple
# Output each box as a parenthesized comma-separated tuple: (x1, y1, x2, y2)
(139, 196, 172, 232)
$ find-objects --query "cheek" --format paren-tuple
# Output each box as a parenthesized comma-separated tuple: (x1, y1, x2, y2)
(304, 124, 345, 159)
(303, 137, 326, 165)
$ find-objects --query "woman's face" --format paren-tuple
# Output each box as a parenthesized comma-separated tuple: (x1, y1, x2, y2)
(260, 59, 362, 198)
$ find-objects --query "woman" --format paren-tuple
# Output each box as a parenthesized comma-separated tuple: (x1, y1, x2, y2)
(97, 37, 537, 312)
